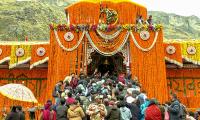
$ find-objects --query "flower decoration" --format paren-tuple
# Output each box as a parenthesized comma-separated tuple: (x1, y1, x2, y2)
(16, 48, 25, 57)
(166, 45, 176, 55)
(140, 31, 150, 41)
(98, 24, 107, 31)
(69, 24, 75, 31)
(100, 8, 118, 25)
(187, 46, 196, 55)
(155, 24, 162, 31)
(91, 24, 97, 31)
(64, 32, 74, 42)
(0, 48, 2, 55)
(37, 47, 46, 57)
(50, 23, 162, 32)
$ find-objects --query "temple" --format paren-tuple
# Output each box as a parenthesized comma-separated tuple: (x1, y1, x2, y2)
(0, 0, 200, 111)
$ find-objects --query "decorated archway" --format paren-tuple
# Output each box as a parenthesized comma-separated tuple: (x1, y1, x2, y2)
(46, 0, 168, 103)
(87, 52, 125, 75)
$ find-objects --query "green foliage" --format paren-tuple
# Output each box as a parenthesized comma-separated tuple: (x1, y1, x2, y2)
(0, 1, 66, 41)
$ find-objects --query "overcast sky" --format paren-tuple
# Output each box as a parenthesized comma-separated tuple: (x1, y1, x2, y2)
(132, 0, 200, 18)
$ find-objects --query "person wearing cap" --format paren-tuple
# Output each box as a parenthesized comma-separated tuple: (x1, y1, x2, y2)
(86, 95, 107, 120)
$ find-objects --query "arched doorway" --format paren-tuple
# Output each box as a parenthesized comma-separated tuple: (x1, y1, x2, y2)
(87, 52, 126, 76)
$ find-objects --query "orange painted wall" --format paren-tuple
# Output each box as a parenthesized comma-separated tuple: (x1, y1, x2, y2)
(167, 68, 200, 108)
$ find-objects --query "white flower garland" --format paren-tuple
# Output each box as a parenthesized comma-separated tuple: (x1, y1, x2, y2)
(30, 57, 49, 69)
(9, 57, 31, 69)
(165, 57, 183, 67)
(54, 30, 85, 52)
(0, 57, 10, 64)
(130, 31, 158, 52)
(182, 56, 200, 65)
(85, 31, 129, 56)
(96, 29, 122, 40)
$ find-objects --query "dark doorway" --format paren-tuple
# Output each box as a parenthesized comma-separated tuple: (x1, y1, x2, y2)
(87, 52, 125, 76)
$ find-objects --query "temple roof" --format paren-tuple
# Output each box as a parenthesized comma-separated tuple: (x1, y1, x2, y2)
(68, 0, 146, 8)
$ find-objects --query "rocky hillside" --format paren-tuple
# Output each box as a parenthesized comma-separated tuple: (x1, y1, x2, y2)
(149, 11, 200, 39)
(0, 1, 66, 41)
(0, 1, 200, 41)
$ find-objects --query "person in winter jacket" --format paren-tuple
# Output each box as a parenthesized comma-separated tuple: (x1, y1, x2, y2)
(145, 99, 162, 120)
(39, 102, 56, 120)
(140, 99, 150, 120)
(5, 106, 20, 120)
(105, 100, 120, 120)
(16, 106, 25, 120)
(67, 101, 85, 120)
(56, 98, 68, 120)
(167, 93, 181, 120)
(118, 102, 132, 120)
(86, 95, 107, 120)
(66, 92, 76, 106)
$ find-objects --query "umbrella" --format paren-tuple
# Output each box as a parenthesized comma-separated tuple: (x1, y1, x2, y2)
(0, 84, 38, 103)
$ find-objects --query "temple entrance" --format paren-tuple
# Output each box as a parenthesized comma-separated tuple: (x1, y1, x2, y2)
(87, 52, 125, 76)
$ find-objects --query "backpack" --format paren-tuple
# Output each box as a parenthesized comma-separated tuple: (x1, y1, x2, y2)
(178, 104, 187, 119)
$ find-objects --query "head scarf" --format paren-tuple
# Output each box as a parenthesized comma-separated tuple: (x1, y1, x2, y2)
(43, 103, 51, 120)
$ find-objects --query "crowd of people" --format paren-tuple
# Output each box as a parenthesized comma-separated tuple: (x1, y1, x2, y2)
(4, 70, 200, 120)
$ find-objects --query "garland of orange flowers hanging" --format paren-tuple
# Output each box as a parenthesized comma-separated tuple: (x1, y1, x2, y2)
(86, 31, 129, 56)
(65, 0, 147, 24)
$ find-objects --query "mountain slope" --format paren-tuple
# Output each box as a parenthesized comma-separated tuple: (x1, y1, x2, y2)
(0, 1, 200, 41)
(149, 11, 200, 39)
(0, 1, 66, 41)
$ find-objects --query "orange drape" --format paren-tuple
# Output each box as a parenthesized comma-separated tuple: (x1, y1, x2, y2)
(167, 68, 200, 108)
(130, 31, 168, 103)
(46, 30, 84, 100)
(30, 44, 49, 68)
(88, 31, 127, 53)
(164, 43, 182, 64)
(0, 45, 11, 61)
(66, 1, 147, 24)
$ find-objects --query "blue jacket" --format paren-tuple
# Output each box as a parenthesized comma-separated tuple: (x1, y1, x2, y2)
(140, 100, 150, 120)
(168, 100, 181, 120)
